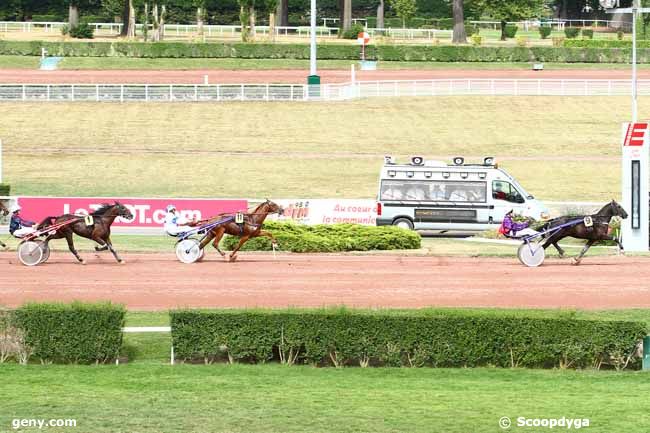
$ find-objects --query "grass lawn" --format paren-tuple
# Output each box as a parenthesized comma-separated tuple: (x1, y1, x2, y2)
(4, 54, 650, 70)
(1, 363, 649, 433)
(0, 97, 633, 201)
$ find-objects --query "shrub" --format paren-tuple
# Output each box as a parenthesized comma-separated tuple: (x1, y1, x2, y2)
(0, 310, 30, 364)
(582, 28, 594, 39)
(539, 25, 552, 39)
(563, 39, 650, 48)
(465, 23, 479, 37)
(69, 22, 94, 39)
(170, 309, 647, 369)
(60, 24, 69, 36)
(221, 222, 421, 253)
(0, 184, 10, 195)
(470, 34, 482, 46)
(552, 36, 565, 47)
(12, 302, 126, 364)
(30, 14, 64, 22)
(341, 23, 364, 40)
(618, 29, 625, 40)
(504, 24, 518, 38)
(564, 27, 580, 39)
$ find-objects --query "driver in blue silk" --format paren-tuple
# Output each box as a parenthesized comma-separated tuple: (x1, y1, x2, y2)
(164, 204, 197, 236)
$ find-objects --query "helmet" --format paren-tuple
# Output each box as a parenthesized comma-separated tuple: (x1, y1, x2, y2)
(166, 204, 176, 212)
(10, 204, 21, 213)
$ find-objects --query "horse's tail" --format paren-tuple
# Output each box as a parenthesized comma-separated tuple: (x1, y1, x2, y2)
(37, 216, 58, 230)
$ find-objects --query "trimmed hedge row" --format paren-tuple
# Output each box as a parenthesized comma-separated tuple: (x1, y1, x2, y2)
(10, 302, 125, 364)
(0, 184, 10, 196)
(564, 39, 650, 48)
(170, 309, 647, 369)
(3, 40, 650, 63)
(221, 222, 421, 253)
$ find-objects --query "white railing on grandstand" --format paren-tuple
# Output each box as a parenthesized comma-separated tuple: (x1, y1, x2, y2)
(470, 19, 631, 31)
(0, 79, 647, 102)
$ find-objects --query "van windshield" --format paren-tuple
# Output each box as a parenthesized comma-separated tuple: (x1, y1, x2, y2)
(499, 169, 534, 199)
(381, 180, 487, 202)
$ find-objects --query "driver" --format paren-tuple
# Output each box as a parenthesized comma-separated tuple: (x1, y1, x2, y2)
(499, 210, 538, 237)
(9, 205, 37, 238)
(493, 182, 507, 200)
(164, 204, 198, 236)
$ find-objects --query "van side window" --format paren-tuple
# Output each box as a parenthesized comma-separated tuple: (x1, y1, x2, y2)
(381, 180, 486, 202)
(492, 181, 524, 203)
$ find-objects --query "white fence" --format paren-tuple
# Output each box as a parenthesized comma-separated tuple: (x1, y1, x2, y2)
(0, 79, 647, 102)
(0, 21, 452, 40)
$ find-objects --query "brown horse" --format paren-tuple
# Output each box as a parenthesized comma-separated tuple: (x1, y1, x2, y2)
(199, 199, 283, 262)
(38, 202, 133, 264)
(540, 200, 628, 265)
(0, 201, 8, 249)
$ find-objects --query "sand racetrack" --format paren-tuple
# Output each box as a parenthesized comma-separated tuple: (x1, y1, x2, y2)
(1, 251, 649, 310)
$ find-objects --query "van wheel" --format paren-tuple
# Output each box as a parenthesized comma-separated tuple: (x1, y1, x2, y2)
(393, 218, 414, 230)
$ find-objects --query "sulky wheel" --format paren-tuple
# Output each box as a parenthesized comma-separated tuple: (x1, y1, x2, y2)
(37, 241, 50, 264)
(18, 241, 44, 266)
(517, 242, 545, 267)
(175, 239, 202, 264)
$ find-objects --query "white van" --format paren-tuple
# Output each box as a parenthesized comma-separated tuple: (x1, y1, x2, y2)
(375, 156, 549, 231)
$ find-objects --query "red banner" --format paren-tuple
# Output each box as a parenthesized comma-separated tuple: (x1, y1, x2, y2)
(16, 197, 248, 227)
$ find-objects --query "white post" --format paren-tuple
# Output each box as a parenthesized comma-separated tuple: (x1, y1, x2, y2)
(170, 345, 175, 365)
(309, 0, 317, 76)
(633, 1, 638, 122)
(204, 74, 209, 85)
(351, 63, 356, 83)
(0, 138, 3, 184)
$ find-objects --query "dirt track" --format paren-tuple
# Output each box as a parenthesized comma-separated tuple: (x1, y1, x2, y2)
(0, 68, 646, 84)
(2, 252, 649, 310)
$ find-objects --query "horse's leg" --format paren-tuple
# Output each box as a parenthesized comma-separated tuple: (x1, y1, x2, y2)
(64, 231, 84, 264)
(210, 227, 227, 257)
(552, 241, 566, 258)
(199, 231, 216, 250)
(229, 236, 251, 262)
(97, 235, 124, 264)
(572, 240, 595, 266)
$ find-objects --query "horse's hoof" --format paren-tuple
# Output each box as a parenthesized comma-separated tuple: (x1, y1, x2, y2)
(229, 254, 238, 262)
(119, 260, 126, 265)
(571, 258, 581, 266)
(80, 260, 86, 265)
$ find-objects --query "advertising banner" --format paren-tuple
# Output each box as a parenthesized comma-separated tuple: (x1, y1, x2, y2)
(272, 199, 377, 225)
(16, 197, 248, 228)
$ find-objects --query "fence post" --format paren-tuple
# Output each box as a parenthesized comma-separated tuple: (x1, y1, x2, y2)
(537, 79, 541, 96)
(514, 80, 518, 96)
(145, 84, 149, 102)
(96, 84, 99, 102)
(194, 84, 198, 102)
(46, 84, 50, 101)
(240, 84, 244, 101)
(169, 84, 173, 101)
(584, 80, 588, 96)
(467, 79, 470, 95)
(608, 80, 612, 96)
(491, 79, 495, 96)
(120, 85, 124, 103)
(71, 84, 74, 101)
(561, 80, 565, 96)
(22, 84, 26, 101)
(266, 84, 269, 101)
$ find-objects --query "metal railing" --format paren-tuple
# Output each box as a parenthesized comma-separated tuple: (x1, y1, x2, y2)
(1, 79, 647, 102)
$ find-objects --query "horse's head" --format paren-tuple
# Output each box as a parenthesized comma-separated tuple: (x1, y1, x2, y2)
(609, 199, 628, 219)
(263, 199, 284, 215)
(114, 201, 134, 221)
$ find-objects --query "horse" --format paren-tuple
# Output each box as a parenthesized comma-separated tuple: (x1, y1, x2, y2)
(37, 202, 133, 264)
(198, 199, 284, 262)
(0, 201, 8, 249)
(539, 200, 628, 265)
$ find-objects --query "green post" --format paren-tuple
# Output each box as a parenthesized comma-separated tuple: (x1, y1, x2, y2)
(644, 336, 650, 370)
(307, 75, 320, 98)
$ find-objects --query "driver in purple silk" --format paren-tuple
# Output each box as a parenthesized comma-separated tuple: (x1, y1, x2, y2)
(500, 210, 538, 237)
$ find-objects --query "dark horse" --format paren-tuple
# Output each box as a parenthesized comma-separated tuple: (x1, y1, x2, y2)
(38, 202, 133, 264)
(198, 199, 283, 262)
(0, 201, 8, 249)
(540, 200, 628, 265)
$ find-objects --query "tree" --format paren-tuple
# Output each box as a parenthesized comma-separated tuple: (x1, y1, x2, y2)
(264, 0, 278, 42)
(377, 0, 385, 30)
(342, 0, 352, 31)
(474, 0, 544, 40)
(275, 0, 287, 26)
(452, 0, 466, 43)
(238, 0, 254, 41)
(388, 0, 416, 28)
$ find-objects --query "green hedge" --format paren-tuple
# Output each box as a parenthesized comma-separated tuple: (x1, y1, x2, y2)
(12, 302, 125, 364)
(221, 222, 421, 253)
(0, 184, 10, 195)
(2, 40, 649, 63)
(564, 39, 650, 48)
(170, 309, 647, 369)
